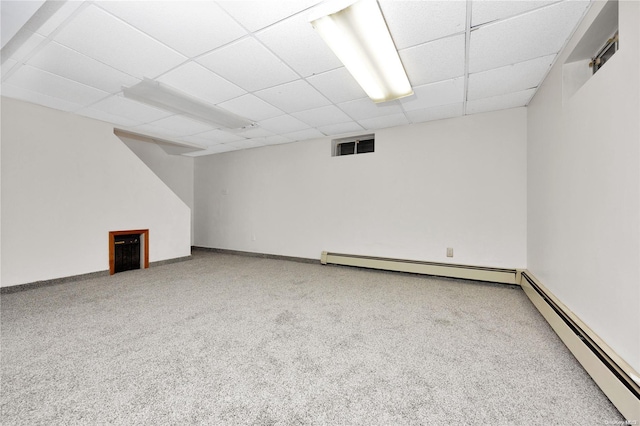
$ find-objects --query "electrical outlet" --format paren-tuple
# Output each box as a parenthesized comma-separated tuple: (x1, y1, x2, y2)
(446, 247, 453, 257)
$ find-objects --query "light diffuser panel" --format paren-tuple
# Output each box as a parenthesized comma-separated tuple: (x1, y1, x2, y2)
(310, 0, 413, 103)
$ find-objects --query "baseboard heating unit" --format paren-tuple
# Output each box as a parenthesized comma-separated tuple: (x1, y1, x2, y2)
(320, 250, 639, 420)
(320, 251, 520, 285)
(520, 271, 640, 421)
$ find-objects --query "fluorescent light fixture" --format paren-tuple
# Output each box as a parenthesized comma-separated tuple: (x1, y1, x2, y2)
(123, 78, 255, 130)
(309, 0, 413, 103)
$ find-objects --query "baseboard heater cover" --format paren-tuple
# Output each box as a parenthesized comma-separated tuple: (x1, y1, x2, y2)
(520, 271, 640, 421)
(320, 251, 520, 285)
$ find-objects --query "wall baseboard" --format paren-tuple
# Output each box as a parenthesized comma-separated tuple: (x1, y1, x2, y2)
(319, 251, 638, 420)
(520, 271, 640, 421)
(150, 255, 191, 267)
(0, 270, 110, 294)
(1, 255, 192, 294)
(321, 251, 521, 285)
(192, 246, 318, 264)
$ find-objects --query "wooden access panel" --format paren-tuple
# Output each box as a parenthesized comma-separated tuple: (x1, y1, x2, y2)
(109, 229, 149, 275)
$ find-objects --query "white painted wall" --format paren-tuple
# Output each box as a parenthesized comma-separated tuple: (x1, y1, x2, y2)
(1, 97, 191, 287)
(527, 1, 639, 371)
(120, 137, 194, 244)
(195, 107, 527, 269)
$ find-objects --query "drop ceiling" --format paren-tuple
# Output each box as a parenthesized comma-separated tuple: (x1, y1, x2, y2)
(1, 0, 591, 156)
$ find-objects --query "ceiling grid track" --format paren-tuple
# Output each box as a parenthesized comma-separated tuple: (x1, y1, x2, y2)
(1, 1, 92, 83)
(462, 0, 473, 116)
(0, 0, 594, 155)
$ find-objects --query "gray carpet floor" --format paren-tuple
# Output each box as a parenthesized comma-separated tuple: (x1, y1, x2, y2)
(1, 250, 623, 425)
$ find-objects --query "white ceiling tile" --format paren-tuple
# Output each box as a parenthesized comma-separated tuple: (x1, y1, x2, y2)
(400, 78, 465, 112)
(255, 79, 330, 113)
(181, 150, 212, 157)
(379, 0, 467, 49)
(469, 0, 590, 73)
(400, 34, 465, 87)
(338, 98, 404, 121)
(466, 88, 536, 114)
(1, 0, 45, 48)
(185, 129, 245, 145)
(97, 1, 246, 58)
(53, 5, 186, 78)
(1, 83, 82, 112)
(218, 94, 283, 122)
(2, 0, 588, 135)
(224, 139, 266, 150)
(75, 108, 140, 127)
(197, 37, 299, 92)
(208, 144, 243, 153)
(291, 105, 352, 128)
(317, 121, 365, 136)
(283, 128, 325, 142)
(405, 103, 464, 124)
(236, 127, 274, 139)
(27, 42, 140, 93)
(211, 144, 243, 153)
(358, 113, 409, 130)
(467, 54, 555, 100)
(306, 67, 367, 104)
(182, 138, 223, 148)
(258, 115, 309, 134)
(131, 123, 184, 139)
(256, 12, 342, 77)
(89, 94, 173, 123)
(218, 0, 320, 32)
(156, 62, 245, 105)
(34, 1, 86, 37)
(2, 59, 18, 79)
(179, 138, 222, 148)
(260, 135, 295, 146)
(472, 0, 558, 27)
(6, 31, 45, 63)
(5, 65, 109, 106)
(146, 115, 217, 136)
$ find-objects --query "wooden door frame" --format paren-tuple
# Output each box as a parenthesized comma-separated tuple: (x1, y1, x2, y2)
(109, 229, 149, 275)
